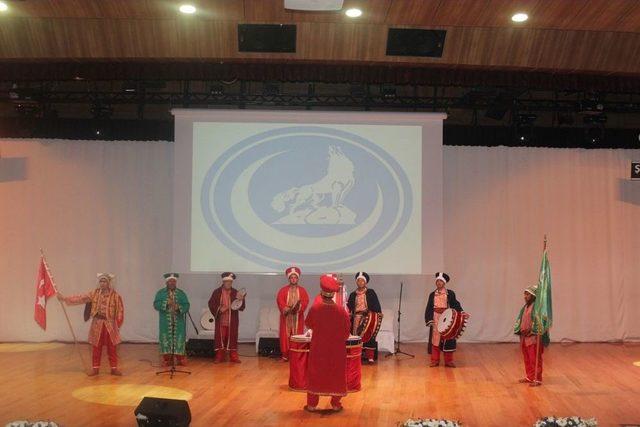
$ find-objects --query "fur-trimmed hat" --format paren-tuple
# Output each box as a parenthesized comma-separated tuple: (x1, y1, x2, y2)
(221, 272, 236, 281)
(163, 272, 179, 283)
(286, 266, 301, 279)
(355, 271, 370, 284)
(96, 273, 115, 282)
(435, 272, 450, 284)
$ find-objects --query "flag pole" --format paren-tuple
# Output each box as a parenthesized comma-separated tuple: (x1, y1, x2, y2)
(40, 249, 89, 375)
(532, 235, 547, 386)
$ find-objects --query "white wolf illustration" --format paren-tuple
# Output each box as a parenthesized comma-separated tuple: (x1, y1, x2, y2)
(271, 146, 355, 220)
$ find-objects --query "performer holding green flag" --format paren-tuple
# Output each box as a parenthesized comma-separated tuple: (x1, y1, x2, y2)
(154, 273, 191, 366)
(514, 242, 552, 386)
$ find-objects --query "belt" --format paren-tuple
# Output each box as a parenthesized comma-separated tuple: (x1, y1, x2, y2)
(94, 314, 107, 320)
(434, 308, 446, 314)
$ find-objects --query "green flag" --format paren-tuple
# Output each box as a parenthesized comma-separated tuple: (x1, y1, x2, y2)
(532, 249, 553, 336)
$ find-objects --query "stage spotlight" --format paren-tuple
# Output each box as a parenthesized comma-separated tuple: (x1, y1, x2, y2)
(263, 82, 280, 96)
(583, 114, 607, 124)
(556, 112, 575, 126)
(516, 113, 537, 125)
(0, 2, 8, 12)
(381, 85, 397, 99)
(345, 8, 362, 18)
(514, 113, 536, 144)
(179, 4, 196, 14)
(511, 13, 528, 23)
(350, 84, 366, 97)
(90, 102, 114, 120)
(579, 99, 605, 115)
(585, 126, 604, 144)
(210, 83, 225, 96)
(122, 81, 137, 93)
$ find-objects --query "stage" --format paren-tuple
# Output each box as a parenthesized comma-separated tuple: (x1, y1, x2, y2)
(1, 342, 639, 426)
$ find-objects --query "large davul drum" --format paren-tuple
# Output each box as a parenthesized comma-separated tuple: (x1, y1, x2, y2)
(346, 335, 362, 392)
(436, 308, 469, 340)
(288, 334, 310, 391)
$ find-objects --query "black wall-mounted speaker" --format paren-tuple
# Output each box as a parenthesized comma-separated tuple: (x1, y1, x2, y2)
(386, 28, 446, 57)
(238, 24, 297, 53)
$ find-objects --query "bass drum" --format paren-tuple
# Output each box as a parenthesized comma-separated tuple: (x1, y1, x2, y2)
(200, 310, 216, 331)
(436, 308, 468, 341)
(356, 311, 383, 343)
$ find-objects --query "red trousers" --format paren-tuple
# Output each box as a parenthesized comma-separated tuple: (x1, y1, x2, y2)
(215, 325, 240, 363)
(431, 345, 453, 364)
(364, 348, 375, 360)
(307, 393, 342, 408)
(162, 354, 186, 366)
(521, 340, 543, 382)
(93, 324, 118, 369)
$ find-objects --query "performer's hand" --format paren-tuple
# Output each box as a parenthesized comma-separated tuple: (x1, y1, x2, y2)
(220, 306, 229, 313)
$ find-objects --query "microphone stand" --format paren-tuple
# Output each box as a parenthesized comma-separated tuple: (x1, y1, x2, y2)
(386, 281, 415, 359)
(157, 290, 191, 378)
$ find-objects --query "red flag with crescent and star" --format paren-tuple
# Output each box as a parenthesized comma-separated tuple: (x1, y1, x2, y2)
(34, 255, 57, 330)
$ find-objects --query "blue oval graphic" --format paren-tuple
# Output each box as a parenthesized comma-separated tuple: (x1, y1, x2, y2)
(200, 126, 413, 271)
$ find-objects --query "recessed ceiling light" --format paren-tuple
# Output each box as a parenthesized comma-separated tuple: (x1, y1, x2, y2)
(345, 8, 362, 18)
(0, 2, 9, 12)
(179, 4, 197, 14)
(511, 13, 528, 23)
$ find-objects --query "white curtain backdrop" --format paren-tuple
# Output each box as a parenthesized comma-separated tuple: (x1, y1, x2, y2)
(1, 139, 639, 344)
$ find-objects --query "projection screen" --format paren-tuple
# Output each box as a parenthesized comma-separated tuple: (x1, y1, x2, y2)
(172, 109, 444, 274)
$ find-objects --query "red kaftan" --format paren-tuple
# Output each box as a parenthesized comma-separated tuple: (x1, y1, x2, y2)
(276, 284, 309, 357)
(305, 299, 351, 396)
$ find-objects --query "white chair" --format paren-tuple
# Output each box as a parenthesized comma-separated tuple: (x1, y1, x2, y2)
(255, 306, 281, 353)
(376, 308, 396, 354)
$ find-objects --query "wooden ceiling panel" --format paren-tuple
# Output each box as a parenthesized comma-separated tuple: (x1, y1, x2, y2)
(1, 17, 639, 75)
(0, 0, 639, 76)
(6, 0, 244, 20)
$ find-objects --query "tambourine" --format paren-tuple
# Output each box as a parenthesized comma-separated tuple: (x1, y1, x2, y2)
(200, 309, 215, 330)
(230, 288, 247, 311)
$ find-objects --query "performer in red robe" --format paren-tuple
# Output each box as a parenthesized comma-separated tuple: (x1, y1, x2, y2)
(208, 272, 246, 363)
(276, 266, 309, 361)
(304, 274, 351, 412)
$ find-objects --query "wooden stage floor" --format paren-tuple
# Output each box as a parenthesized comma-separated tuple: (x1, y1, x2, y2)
(1, 342, 639, 426)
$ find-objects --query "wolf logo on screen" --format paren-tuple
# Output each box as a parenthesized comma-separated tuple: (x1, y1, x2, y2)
(271, 146, 356, 225)
(200, 126, 413, 271)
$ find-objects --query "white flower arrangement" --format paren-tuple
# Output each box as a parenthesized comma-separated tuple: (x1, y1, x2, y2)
(534, 416, 597, 427)
(402, 419, 461, 427)
(5, 422, 60, 427)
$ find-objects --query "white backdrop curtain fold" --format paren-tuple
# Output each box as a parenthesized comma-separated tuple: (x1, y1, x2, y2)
(1, 140, 639, 343)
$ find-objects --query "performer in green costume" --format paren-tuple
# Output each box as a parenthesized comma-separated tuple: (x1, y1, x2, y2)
(154, 273, 190, 366)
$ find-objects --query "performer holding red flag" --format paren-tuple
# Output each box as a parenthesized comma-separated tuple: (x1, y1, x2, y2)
(34, 255, 57, 330)
(208, 272, 246, 363)
(304, 274, 351, 413)
(276, 266, 309, 361)
(58, 273, 124, 376)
